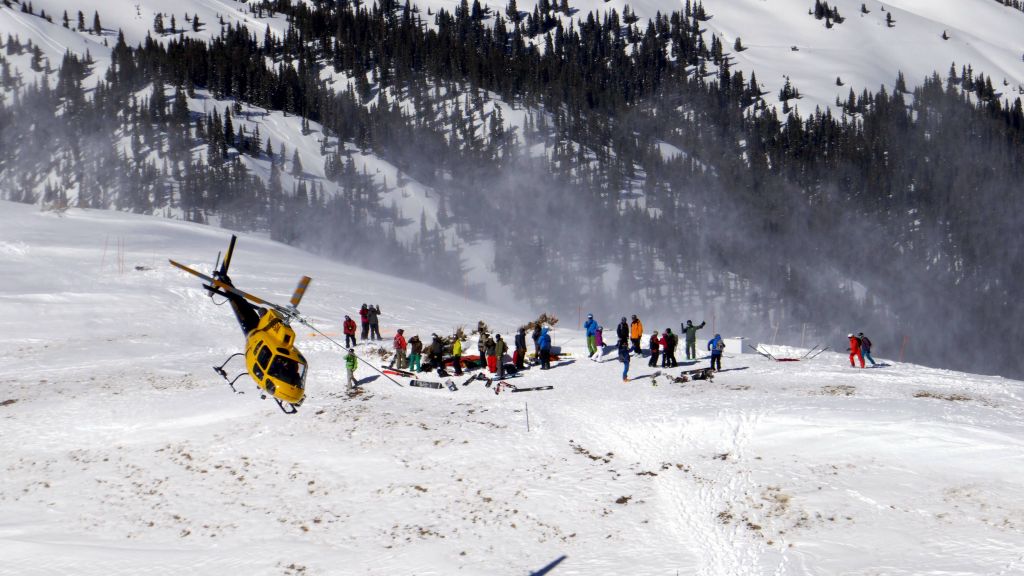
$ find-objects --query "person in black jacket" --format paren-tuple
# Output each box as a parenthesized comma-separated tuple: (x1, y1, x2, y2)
(648, 331, 661, 367)
(514, 328, 527, 370)
(368, 304, 382, 340)
(662, 328, 678, 367)
(616, 317, 629, 345)
(429, 333, 446, 375)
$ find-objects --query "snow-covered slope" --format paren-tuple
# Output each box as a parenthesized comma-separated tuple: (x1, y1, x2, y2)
(2, 200, 1023, 575)
(409, 0, 1024, 114)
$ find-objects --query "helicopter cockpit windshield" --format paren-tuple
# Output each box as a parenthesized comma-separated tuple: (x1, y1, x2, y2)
(268, 355, 306, 388)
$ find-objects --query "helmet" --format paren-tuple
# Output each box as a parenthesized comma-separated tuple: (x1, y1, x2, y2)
(847, 333, 854, 338)
(588, 313, 593, 319)
(397, 328, 404, 333)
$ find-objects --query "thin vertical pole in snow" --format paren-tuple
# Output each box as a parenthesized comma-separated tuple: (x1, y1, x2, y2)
(100, 235, 109, 271)
(801, 323, 807, 348)
(525, 402, 530, 432)
(899, 335, 909, 362)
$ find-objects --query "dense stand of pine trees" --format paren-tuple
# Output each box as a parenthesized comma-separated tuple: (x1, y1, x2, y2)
(2, 0, 1023, 377)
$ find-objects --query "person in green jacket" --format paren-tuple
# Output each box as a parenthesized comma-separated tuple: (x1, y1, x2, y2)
(345, 348, 358, 391)
(494, 334, 508, 378)
(683, 319, 706, 360)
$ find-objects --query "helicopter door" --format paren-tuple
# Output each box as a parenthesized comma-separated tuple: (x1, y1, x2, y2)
(254, 342, 272, 380)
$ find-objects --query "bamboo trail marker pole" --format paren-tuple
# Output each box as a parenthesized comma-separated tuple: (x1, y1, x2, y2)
(526, 402, 530, 432)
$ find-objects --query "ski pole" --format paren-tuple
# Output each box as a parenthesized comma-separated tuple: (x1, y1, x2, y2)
(808, 346, 830, 360)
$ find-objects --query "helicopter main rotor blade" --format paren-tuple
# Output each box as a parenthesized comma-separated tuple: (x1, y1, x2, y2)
(169, 259, 279, 308)
(289, 276, 312, 308)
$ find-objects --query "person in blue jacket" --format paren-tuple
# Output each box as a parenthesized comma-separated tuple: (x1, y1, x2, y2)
(707, 334, 725, 371)
(538, 327, 552, 370)
(583, 314, 599, 358)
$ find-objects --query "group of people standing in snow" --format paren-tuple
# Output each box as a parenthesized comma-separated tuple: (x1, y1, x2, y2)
(340, 303, 880, 391)
(584, 313, 725, 382)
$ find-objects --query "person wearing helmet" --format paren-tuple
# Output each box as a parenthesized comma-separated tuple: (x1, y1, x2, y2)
(584, 313, 599, 358)
(629, 315, 644, 356)
(707, 333, 725, 371)
(616, 317, 629, 345)
(847, 334, 865, 368)
(345, 348, 359, 391)
(682, 319, 706, 360)
(858, 332, 877, 366)
(343, 315, 357, 348)
(359, 304, 370, 340)
(648, 330, 661, 367)
(392, 328, 408, 369)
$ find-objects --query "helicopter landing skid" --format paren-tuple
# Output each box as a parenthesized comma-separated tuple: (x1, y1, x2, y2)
(213, 353, 246, 394)
(274, 398, 299, 415)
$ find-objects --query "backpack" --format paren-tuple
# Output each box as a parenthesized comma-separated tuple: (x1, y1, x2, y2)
(861, 336, 871, 348)
(716, 339, 726, 351)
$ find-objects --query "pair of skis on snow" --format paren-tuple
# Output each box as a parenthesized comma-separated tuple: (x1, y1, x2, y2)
(390, 369, 553, 393)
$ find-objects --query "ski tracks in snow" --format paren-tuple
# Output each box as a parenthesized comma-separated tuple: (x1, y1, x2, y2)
(595, 395, 785, 576)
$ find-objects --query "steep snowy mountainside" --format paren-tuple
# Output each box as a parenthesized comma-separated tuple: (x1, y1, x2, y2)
(2, 201, 1024, 575)
(414, 0, 1024, 113)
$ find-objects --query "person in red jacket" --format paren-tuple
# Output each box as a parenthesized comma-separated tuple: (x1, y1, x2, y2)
(392, 328, 408, 370)
(359, 304, 370, 341)
(343, 315, 357, 348)
(847, 333, 865, 368)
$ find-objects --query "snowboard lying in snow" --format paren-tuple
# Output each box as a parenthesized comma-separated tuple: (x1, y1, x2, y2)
(408, 380, 444, 389)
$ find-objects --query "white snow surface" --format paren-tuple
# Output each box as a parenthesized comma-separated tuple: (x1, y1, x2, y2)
(2, 201, 1024, 575)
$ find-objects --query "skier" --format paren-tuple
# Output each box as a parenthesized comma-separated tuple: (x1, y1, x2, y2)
(342, 315, 357, 348)
(707, 333, 725, 371)
(538, 327, 552, 370)
(594, 325, 606, 361)
(630, 315, 644, 356)
(392, 328, 408, 369)
(662, 328, 679, 367)
(847, 333, 865, 368)
(683, 320, 706, 361)
(858, 332, 877, 366)
(531, 325, 541, 359)
(359, 303, 370, 340)
(452, 336, 463, 375)
(409, 335, 423, 372)
(618, 339, 631, 382)
(616, 317, 629, 345)
(648, 330, 661, 367)
(584, 313, 599, 358)
(345, 348, 358, 391)
(514, 327, 527, 370)
(495, 334, 508, 379)
(368, 304, 382, 340)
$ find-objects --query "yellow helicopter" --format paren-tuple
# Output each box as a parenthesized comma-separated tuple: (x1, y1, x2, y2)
(169, 235, 314, 414)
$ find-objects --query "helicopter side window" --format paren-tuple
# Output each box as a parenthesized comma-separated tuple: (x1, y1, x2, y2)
(253, 365, 264, 380)
(256, 344, 272, 370)
(268, 355, 305, 387)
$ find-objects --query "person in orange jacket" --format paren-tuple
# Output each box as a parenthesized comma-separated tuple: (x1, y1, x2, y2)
(847, 333, 865, 368)
(629, 315, 644, 356)
(343, 315, 357, 348)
